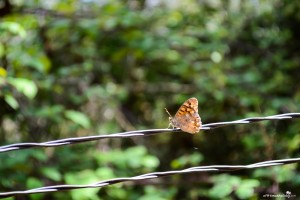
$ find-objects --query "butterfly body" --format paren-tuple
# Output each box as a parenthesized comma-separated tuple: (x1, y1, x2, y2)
(166, 97, 202, 134)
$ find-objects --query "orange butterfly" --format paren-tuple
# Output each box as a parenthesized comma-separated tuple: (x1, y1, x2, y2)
(165, 97, 202, 134)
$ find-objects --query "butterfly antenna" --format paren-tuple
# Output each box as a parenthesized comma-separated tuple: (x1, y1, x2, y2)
(164, 108, 172, 118)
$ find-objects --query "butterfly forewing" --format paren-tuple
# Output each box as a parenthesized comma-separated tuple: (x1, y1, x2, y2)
(170, 97, 202, 134)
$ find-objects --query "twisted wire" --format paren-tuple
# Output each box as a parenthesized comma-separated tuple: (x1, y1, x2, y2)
(0, 157, 299, 198)
(0, 113, 299, 153)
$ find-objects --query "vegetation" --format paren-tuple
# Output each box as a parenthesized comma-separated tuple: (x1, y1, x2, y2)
(0, 0, 299, 199)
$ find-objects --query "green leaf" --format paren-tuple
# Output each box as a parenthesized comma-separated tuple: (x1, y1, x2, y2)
(0, 42, 5, 58)
(142, 155, 160, 169)
(209, 183, 233, 198)
(235, 180, 260, 199)
(209, 174, 241, 198)
(31, 150, 47, 162)
(26, 177, 44, 200)
(95, 167, 115, 180)
(35, 105, 65, 119)
(7, 77, 38, 99)
(26, 177, 43, 189)
(171, 153, 203, 169)
(0, 22, 27, 38)
(41, 167, 62, 181)
(65, 110, 91, 128)
(65, 170, 100, 184)
(65, 170, 99, 200)
(126, 146, 146, 168)
(4, 94, 19, 109)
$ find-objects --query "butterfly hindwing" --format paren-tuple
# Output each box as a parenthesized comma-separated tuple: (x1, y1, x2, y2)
(170, 97, 202, 134)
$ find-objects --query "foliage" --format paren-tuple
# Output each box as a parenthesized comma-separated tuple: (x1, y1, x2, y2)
(0, 0, 300, 199)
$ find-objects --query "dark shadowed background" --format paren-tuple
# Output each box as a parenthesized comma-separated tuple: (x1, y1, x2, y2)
(0, 0, 300, 199)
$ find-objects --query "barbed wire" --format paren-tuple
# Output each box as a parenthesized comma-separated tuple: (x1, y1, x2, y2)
(0, 157, 299, 198)
(0, 112, 299, 153)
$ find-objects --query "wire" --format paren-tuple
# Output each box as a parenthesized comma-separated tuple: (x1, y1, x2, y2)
(0, 113, 299, 153)
(0, 157, 299, 198)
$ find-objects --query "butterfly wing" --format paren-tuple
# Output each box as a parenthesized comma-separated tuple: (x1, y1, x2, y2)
(179, 112, 201, 134)
(171, 97, 202, 134)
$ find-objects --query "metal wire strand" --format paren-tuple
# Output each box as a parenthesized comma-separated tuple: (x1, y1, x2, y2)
(0, 157, 299, 198)
(0, 112, 299, 153)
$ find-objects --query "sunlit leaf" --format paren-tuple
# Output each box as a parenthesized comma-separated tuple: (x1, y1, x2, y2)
(7, 77, 38, 99)
(65, 110, 91, 128)
(4, 94, 19, 109)
(235, 180, 260, 199)
(0, 22, 26, 38)
(65, 170, 99, 200)
(41, 167, 62, 181)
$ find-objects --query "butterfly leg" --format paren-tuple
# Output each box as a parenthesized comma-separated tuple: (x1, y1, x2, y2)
(167, 123, 172, 129)
(167, 122, 177, 130)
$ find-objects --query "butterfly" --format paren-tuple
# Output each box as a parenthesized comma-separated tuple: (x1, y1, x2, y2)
(165, 97, 202, 134)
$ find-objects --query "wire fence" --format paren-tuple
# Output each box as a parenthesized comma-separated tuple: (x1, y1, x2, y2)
(1, 112, 300, 198)
(0, 157, 299, 198)
(1, 113, 299, 153)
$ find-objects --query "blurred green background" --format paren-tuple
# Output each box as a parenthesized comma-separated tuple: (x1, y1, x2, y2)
(1, 0, 300, 199)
